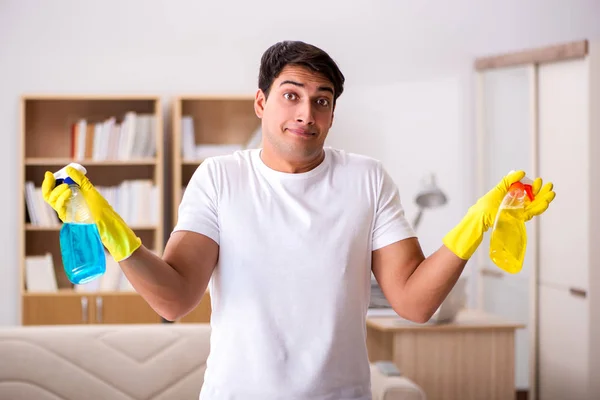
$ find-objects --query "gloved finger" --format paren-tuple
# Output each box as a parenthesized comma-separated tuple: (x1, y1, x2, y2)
(526, 187, 555, 207)
(54, 185, 72, 216)
(525, 190, 555, 216)
(41, 171, 56, 202)
(47, 184, 70, 207)
(535, 182, 554, 199)
(532, 177, 543, 196)
(501, 170, 526, 191)
(66, 166, 93, 192)
(525, 200, 551, 219)
(532, 190, 556, 206)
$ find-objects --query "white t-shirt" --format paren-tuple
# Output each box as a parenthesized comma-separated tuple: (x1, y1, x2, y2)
(173, 147, 416, 400)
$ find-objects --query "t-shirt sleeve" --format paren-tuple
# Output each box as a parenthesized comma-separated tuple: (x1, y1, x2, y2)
(172, 158, 220, 245)
(372, 164, 417, 251)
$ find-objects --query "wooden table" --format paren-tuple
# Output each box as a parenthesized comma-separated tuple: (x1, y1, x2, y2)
(366, 309, 525, 400)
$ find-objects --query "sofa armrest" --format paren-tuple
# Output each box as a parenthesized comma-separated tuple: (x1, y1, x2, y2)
(370, 364, 426, 400)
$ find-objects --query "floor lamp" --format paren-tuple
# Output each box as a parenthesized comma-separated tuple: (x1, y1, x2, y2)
(412, 173, 448, 230)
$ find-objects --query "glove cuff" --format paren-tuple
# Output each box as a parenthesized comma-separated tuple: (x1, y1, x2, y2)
(96, 214, 142, 262)
(442, 207, 486, 260)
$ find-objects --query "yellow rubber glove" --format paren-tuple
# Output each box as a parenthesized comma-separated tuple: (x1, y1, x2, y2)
(443, 170, 556, 260)
(42, 166, 142, 262)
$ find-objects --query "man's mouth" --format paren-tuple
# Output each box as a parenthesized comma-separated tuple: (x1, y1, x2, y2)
(286, 128, 316, 137)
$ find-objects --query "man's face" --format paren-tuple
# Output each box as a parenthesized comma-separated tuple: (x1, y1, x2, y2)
(254, 65, 335, 164)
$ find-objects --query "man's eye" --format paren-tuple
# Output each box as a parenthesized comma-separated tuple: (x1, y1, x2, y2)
(283, 93, 297, 101)
(317, 98, 330, 107)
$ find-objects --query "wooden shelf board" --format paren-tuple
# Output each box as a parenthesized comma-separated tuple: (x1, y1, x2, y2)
(178, 94, 255, 101)
(23, 290, 140, 297)
(25, 224, 158, 231)
(25, 158, 158, 166)
(22, 94, 161, 101)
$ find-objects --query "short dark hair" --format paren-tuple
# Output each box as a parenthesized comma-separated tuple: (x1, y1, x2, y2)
(258, 41, 345, 103)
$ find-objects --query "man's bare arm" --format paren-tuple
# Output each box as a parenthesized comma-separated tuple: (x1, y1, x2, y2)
(372, 171, 556, 323)
(372, 238, 466, 323)
(119, 231, 218, 321)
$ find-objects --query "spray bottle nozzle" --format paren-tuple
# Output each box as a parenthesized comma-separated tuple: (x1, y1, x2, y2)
(53, 163, 87, 186)
(521, 176, 535, 202)
(509, 177, 535, 202)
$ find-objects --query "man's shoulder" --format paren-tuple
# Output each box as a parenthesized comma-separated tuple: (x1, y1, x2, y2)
(202, 149, 256, 170)
(187, 150, 255, 189)
(325, 147, 383, 172)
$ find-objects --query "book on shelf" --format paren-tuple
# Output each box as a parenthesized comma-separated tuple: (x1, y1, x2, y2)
(181, 116, 196, 161)
(74, 249, 161, 293)
(74, 251, 135, 293)
(96, 180, 159, 226)
(24, 251, 136, 293)
(25, 179, 159, 227)
(71, 112, 156, 161)
(25, 253, 58, 292)
(24, 182, 60, 227)
(180, 115, 262, 161)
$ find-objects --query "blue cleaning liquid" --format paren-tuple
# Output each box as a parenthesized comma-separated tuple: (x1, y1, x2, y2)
(59, 222, 106, 284)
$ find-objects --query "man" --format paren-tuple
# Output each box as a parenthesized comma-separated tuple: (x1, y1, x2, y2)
(43, 40, 555, 399)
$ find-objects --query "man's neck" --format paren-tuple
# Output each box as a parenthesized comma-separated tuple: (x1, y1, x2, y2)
(260, 147, 325, 174)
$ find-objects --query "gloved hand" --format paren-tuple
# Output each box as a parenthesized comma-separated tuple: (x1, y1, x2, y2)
(42, 166, 142, 262)
(443, 170, 556, 260)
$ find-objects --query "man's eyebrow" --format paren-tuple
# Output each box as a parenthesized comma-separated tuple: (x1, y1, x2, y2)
(279, 80, 334, 95)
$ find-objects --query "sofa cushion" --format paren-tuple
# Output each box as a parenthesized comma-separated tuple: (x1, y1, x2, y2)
(0, 324, 210, 400)
(0, 323, 425, 400)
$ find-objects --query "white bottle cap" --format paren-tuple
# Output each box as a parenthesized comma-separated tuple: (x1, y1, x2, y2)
(54, 163, 87, 185)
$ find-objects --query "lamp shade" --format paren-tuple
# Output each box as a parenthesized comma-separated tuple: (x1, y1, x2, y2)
(412, 173, 448, 230)
(415, 173, 448, 208)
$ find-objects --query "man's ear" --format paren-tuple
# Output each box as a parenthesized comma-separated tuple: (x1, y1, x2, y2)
(254, 89, 266, 119)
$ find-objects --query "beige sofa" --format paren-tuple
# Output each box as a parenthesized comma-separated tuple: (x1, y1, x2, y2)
(0, 323, 425, 400)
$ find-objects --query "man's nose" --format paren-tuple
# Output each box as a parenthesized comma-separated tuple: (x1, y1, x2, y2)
(295, 100, 315, 125)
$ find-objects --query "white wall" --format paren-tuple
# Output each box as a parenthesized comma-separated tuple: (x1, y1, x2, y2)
(1, 0, 598, 334)
(328, 76, 470, 258)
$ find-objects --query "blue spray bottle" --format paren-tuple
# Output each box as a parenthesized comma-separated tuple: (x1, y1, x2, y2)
(54, 163, 106, 284)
